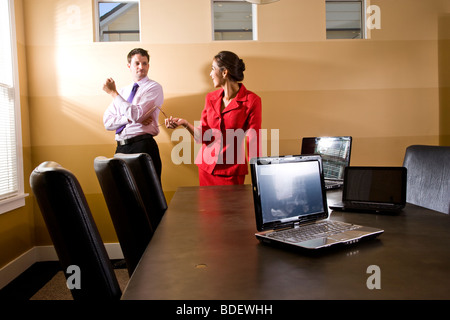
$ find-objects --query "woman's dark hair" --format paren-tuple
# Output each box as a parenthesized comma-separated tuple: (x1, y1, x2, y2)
(214, 51, 246, 82)
(127, 48, 150, 63)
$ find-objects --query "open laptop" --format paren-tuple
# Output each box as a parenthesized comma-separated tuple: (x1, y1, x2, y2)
(329, 166, 407, 213)
(250, 155, 384, 250)
(301, 136, 352, 190)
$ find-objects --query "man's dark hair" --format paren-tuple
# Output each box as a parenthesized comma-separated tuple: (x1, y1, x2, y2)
(127, 48, 150, 63)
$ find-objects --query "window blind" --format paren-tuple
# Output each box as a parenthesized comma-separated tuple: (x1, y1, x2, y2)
(0, 0, 19, 202)
(213, 0, 254, 41)
(326, 0, 364, 39)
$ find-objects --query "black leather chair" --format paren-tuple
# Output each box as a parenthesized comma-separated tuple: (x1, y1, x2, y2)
(29, 161, 121, 300)
(403, 145, 450, 214)
(94, 156, 154, 276)
(114, 153, 167, 229)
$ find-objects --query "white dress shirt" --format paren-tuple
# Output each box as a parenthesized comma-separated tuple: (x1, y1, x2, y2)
(103, 76, 164, 140)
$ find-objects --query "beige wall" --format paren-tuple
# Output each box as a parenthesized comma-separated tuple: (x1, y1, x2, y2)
(1, 0, 448, 268)
(439, 12, 450, 145)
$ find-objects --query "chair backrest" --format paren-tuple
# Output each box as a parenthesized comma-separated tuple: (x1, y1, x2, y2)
(29, 161, 121, 300)
(114, 153, 167, 229)
(94, 156, 153, 275)
(403, 145, 450, 214)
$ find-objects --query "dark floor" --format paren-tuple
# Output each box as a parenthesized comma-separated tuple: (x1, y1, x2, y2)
(0, 261, 62, 300)
(0, 259, 126, 300)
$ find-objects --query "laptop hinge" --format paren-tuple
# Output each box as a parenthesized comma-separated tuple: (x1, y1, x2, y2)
(273, 222, 294, 231)
(273, 221, 301, 230)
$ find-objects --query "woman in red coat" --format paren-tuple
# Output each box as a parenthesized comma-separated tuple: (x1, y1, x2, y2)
(166, 51, 262, 186)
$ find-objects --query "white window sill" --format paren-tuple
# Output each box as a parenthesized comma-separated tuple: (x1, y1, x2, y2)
(0, 193, 29, 215)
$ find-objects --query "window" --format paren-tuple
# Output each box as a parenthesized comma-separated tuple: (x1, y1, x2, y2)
(326, 0, 365, 39)
(212, 0, 255, 41)
(0, 0, 26, 214)
(94, 0, 140, 42)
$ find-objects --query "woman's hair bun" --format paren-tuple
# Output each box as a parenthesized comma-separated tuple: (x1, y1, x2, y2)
(215, 51, 245, 82)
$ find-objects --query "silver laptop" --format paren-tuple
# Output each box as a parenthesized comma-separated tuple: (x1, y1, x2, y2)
(301, 136, 352, 190)
(250, 155, 384, 250)
(329, 166, 407, 213)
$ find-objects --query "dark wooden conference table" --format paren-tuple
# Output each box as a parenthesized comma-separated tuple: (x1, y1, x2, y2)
(121, 184, 450, 300)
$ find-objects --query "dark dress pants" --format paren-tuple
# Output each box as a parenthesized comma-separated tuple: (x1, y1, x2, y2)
(115, 134, 162, 182)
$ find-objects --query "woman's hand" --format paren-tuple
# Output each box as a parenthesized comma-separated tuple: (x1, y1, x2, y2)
(165, 116, 186, 129)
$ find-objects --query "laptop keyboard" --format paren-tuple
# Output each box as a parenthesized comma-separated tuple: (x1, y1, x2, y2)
(267, 220, 360, 243)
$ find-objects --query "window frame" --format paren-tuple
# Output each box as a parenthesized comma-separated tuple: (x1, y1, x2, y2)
(0, 0, 26, 215)
(326, 0, 367, 40)
(211, 0, 257, 41)
(93, 0, 141, 42)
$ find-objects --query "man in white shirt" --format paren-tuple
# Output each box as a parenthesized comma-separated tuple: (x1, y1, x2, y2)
(103, 48, 164, 181)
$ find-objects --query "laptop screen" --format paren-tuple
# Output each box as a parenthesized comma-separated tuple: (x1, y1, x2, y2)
(301, 136, 352, 180)
(250, 156, 328, 231)
(343, 167, 407, 204)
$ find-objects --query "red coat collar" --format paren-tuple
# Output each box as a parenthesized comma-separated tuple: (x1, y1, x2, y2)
(210, 84, 248, 115)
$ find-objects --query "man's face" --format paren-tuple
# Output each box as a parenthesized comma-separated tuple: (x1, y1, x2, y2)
(128, 53, 149, 82)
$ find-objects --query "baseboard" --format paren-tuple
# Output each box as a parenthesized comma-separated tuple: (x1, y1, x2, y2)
(0, 248, 38, 290)
(103, 243, 125, 260)
(0, 243, 123, 290)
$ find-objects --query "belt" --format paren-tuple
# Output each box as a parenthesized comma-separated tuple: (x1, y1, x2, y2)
(117, 134, 154, 146)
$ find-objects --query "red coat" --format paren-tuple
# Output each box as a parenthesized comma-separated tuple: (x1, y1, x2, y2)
(195, 84, 262, 176)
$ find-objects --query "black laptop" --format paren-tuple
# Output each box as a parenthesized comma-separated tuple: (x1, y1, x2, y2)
(301, 136, 352, 190)
(329, 166, 407, 213)
(250, 155, 384, 250)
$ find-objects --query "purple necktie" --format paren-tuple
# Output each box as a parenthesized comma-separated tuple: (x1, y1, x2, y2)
(116, 83, 139, 134)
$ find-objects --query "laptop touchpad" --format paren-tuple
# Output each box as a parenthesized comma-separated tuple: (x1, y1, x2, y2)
(329, 230, 366, 241)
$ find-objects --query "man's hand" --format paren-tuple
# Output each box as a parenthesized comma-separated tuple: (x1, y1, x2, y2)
(103, 78, 119, 98)
(142, 117, 153, 126)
